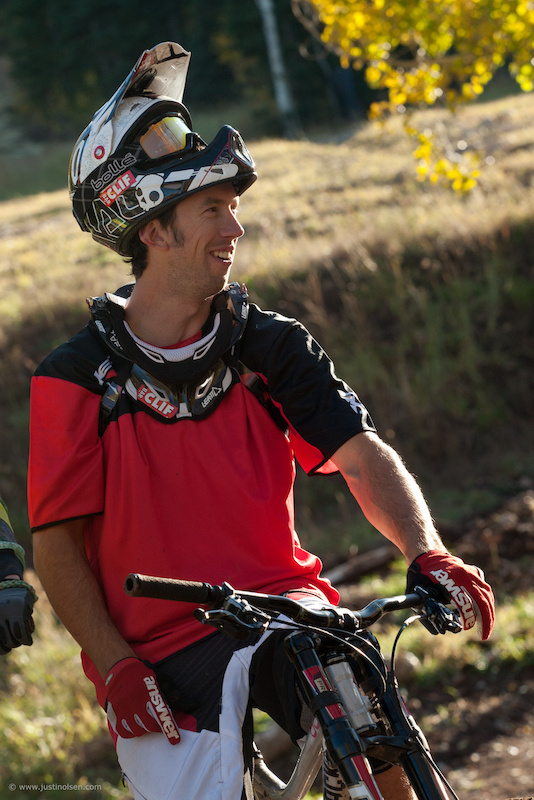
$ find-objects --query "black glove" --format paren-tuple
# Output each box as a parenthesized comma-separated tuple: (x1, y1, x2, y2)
(0, 585, 36, 655)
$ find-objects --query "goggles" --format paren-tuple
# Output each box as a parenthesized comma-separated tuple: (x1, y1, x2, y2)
(138, 115, 192, 158)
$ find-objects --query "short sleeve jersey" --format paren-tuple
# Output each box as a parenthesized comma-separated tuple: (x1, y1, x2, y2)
(28, 300, 375, 704)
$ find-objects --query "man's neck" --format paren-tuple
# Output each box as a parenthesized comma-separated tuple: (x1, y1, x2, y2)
(124, 280, 213, 347)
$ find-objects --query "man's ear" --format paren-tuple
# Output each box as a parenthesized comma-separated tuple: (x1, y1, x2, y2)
(138, 218, 171, 251)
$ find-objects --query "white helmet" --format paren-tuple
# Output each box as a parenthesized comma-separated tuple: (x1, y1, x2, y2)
(69, 42, 257, 255)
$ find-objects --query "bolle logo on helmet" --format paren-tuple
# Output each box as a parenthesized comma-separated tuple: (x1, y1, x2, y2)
(100, 170, 136, 207)
(143, 676, 180, 740)
(429, 569, 476, 629)
(91, 154, 137, 193)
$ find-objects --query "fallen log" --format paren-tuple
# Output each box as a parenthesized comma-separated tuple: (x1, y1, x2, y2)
(324, 543, 398, 586)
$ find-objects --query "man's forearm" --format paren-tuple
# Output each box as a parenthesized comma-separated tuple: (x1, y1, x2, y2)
(332, 432, 444, 564)
(32, 521, 135, 677)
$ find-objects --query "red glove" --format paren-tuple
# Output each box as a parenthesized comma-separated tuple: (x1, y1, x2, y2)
(406, 550, 495, 640)
(105, 657, 180, 744)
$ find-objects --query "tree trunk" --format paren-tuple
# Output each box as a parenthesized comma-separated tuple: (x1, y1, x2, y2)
(255, 0, 301, 139)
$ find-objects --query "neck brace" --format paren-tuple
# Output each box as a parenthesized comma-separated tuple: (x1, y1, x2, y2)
(88, 282, 249, 385)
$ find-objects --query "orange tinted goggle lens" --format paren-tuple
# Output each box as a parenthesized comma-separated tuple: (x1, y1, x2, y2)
(139, 116, 191, 158)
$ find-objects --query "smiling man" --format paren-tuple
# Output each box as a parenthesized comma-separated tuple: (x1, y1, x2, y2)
(125, 185, 245, 347)
(28, 42, 494, 800)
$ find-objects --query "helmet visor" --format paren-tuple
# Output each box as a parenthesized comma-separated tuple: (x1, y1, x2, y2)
(139, 115, 192, 158)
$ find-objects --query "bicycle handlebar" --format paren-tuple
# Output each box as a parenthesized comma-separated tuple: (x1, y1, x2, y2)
(123, 572, 430, 631)
(124, 573, 222, 605)
(123, 572, 460, 798)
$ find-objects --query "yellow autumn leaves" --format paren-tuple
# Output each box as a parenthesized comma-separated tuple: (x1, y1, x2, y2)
(408, 127, 480, 193)
(294, 0, 534, 191)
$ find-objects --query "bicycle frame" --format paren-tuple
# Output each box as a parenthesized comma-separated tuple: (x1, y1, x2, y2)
(123, 574, 460, 800)
(253, 725, 323, 800)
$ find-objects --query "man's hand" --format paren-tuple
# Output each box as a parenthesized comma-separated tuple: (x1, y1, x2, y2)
(105, 657, 180, 744)
(0, 585, 36, 655)
(406, 550, 495, 640)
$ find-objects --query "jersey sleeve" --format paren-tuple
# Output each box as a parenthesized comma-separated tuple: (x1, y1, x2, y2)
(239, 306, 376, 474)
(28, 329, 107, 531)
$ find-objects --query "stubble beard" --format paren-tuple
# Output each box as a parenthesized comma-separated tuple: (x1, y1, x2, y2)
(166, 222, 229, 302)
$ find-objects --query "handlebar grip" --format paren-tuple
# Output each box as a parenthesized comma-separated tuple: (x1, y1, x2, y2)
(124, 573, 215, 604)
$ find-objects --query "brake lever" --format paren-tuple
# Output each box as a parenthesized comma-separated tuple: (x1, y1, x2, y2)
(413, 587, 462, 635)
(423, 597, 462, 634)
(193, 597, 271, 641)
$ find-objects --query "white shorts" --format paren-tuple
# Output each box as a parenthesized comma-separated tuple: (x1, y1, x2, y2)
(115, 627, 305, 800)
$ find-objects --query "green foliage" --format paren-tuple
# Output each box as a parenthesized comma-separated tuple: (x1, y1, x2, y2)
(381, 591, 534, 688)
(1, 0, 146, 137)
(0, 143, 72, 202)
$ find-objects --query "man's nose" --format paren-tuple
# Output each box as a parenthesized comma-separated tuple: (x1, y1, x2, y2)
(222, 211, 245, 239)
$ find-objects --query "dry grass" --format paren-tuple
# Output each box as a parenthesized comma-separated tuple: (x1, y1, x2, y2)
(2, 93, 533, 304)
(233, 93, 534, 284)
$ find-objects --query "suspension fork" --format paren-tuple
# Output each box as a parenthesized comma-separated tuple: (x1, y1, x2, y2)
(284, 631, 382, 800)
(374, 674, 450, 800)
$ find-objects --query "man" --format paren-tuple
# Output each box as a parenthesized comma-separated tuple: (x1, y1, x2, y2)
(28, 42, 494, 800)
(0, 496, 36, 654)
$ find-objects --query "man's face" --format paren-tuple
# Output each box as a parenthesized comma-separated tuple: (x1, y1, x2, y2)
(165, 183, 245, 300)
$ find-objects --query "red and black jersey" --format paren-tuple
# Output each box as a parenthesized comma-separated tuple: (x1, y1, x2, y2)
(28, 298, 375, 705)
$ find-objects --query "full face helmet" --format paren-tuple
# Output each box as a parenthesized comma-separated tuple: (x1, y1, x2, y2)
(69, 42, 257, 256)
